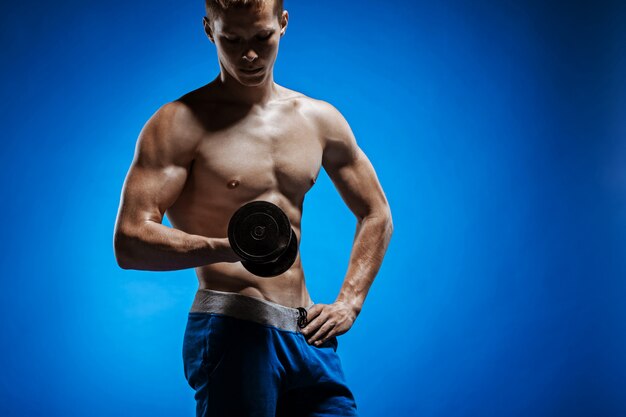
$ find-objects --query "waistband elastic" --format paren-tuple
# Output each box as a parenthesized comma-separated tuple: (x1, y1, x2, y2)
(190, 288, 315, 333)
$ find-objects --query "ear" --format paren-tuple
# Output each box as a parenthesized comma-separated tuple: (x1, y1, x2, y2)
(280, 10, 289, 37)
(203, 16, 215, 43)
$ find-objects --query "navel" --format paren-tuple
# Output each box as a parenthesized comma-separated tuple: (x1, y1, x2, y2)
(227, 179, 240, 189)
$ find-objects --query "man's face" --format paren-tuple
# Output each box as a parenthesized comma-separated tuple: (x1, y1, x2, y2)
(204, 1, 288, 87)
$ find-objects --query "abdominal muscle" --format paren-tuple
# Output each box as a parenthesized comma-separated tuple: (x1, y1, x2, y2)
(195, 252, 313, 309)
(167, 191, 314, 310)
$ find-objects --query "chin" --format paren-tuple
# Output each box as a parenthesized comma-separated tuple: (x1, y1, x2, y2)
(236, 75, 267, 87)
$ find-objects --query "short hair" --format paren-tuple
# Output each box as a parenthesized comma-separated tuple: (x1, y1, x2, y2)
(204, 0, 284, 25)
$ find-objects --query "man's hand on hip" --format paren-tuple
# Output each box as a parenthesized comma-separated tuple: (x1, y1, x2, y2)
(301, 301, 358, 346)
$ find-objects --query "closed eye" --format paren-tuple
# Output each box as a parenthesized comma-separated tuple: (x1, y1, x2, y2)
(257, 32, 274, 41)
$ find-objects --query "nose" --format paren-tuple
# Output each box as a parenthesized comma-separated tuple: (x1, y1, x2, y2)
(242, 49, 258, 63)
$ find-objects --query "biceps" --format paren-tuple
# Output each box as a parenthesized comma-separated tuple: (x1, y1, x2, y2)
(326, 150, 388, 220)
(117, 162, 189, 227)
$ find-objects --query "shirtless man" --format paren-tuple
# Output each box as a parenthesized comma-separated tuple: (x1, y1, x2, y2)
(113, 0, 392, 415)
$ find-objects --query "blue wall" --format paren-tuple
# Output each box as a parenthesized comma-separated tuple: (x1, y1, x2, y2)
(1, 1, 625, 416)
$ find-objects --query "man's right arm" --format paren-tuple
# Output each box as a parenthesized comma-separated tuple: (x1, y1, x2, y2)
(113, 101, 239, 271)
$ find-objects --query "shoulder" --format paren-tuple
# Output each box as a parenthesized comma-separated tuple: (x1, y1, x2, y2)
(288, 95, 359, 169)
(135, 96, 206, 166)
(275, 89, 359, 168)
(271, 86, 358, 168)
(151, 84, 223, 137)
(275, 88, 346, 128)
(292, 95, 354, 146)
(146, 100, 200, 134)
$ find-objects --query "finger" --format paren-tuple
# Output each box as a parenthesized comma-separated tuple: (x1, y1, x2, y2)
(301, 305, 324, 333)
(311, 329, 333, 346)
(301, 312, 326, 337)
(305, 304, 324, 321)
(308, 322, 335, 345)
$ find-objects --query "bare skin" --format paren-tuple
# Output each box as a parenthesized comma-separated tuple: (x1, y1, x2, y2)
(113, 1, 393, 347)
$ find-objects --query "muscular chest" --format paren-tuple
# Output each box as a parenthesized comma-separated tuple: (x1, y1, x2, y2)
(192, 109, 323, 201)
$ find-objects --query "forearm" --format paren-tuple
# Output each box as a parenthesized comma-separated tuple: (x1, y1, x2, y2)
(114, 221, 235, 271)
(335, 212, 393, 315)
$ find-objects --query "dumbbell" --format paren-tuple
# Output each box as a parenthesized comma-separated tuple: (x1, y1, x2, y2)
(227, 201, 299, 277)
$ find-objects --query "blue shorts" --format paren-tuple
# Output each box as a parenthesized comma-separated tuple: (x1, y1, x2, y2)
(182, 289, 359, 417)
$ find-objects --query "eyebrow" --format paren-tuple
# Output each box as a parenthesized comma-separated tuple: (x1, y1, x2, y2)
(221, 26, 275, 34)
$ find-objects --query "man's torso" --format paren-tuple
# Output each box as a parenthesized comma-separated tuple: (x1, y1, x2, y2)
(166, 82, 326, 308)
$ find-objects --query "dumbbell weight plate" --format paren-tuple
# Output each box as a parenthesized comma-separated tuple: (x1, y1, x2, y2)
(228, 201, 292, 263)
(241, 228, 299, 277)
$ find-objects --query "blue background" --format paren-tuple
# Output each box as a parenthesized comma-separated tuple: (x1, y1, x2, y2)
(1, 0, 625, 416)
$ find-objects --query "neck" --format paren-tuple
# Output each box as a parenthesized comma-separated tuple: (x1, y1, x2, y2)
(216, 65, 278, 106)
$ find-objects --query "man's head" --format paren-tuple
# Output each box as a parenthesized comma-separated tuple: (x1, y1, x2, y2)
(203, 0, 288, 87)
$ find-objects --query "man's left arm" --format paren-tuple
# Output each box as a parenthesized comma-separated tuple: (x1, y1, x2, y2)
(302, 101, 394, 346)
